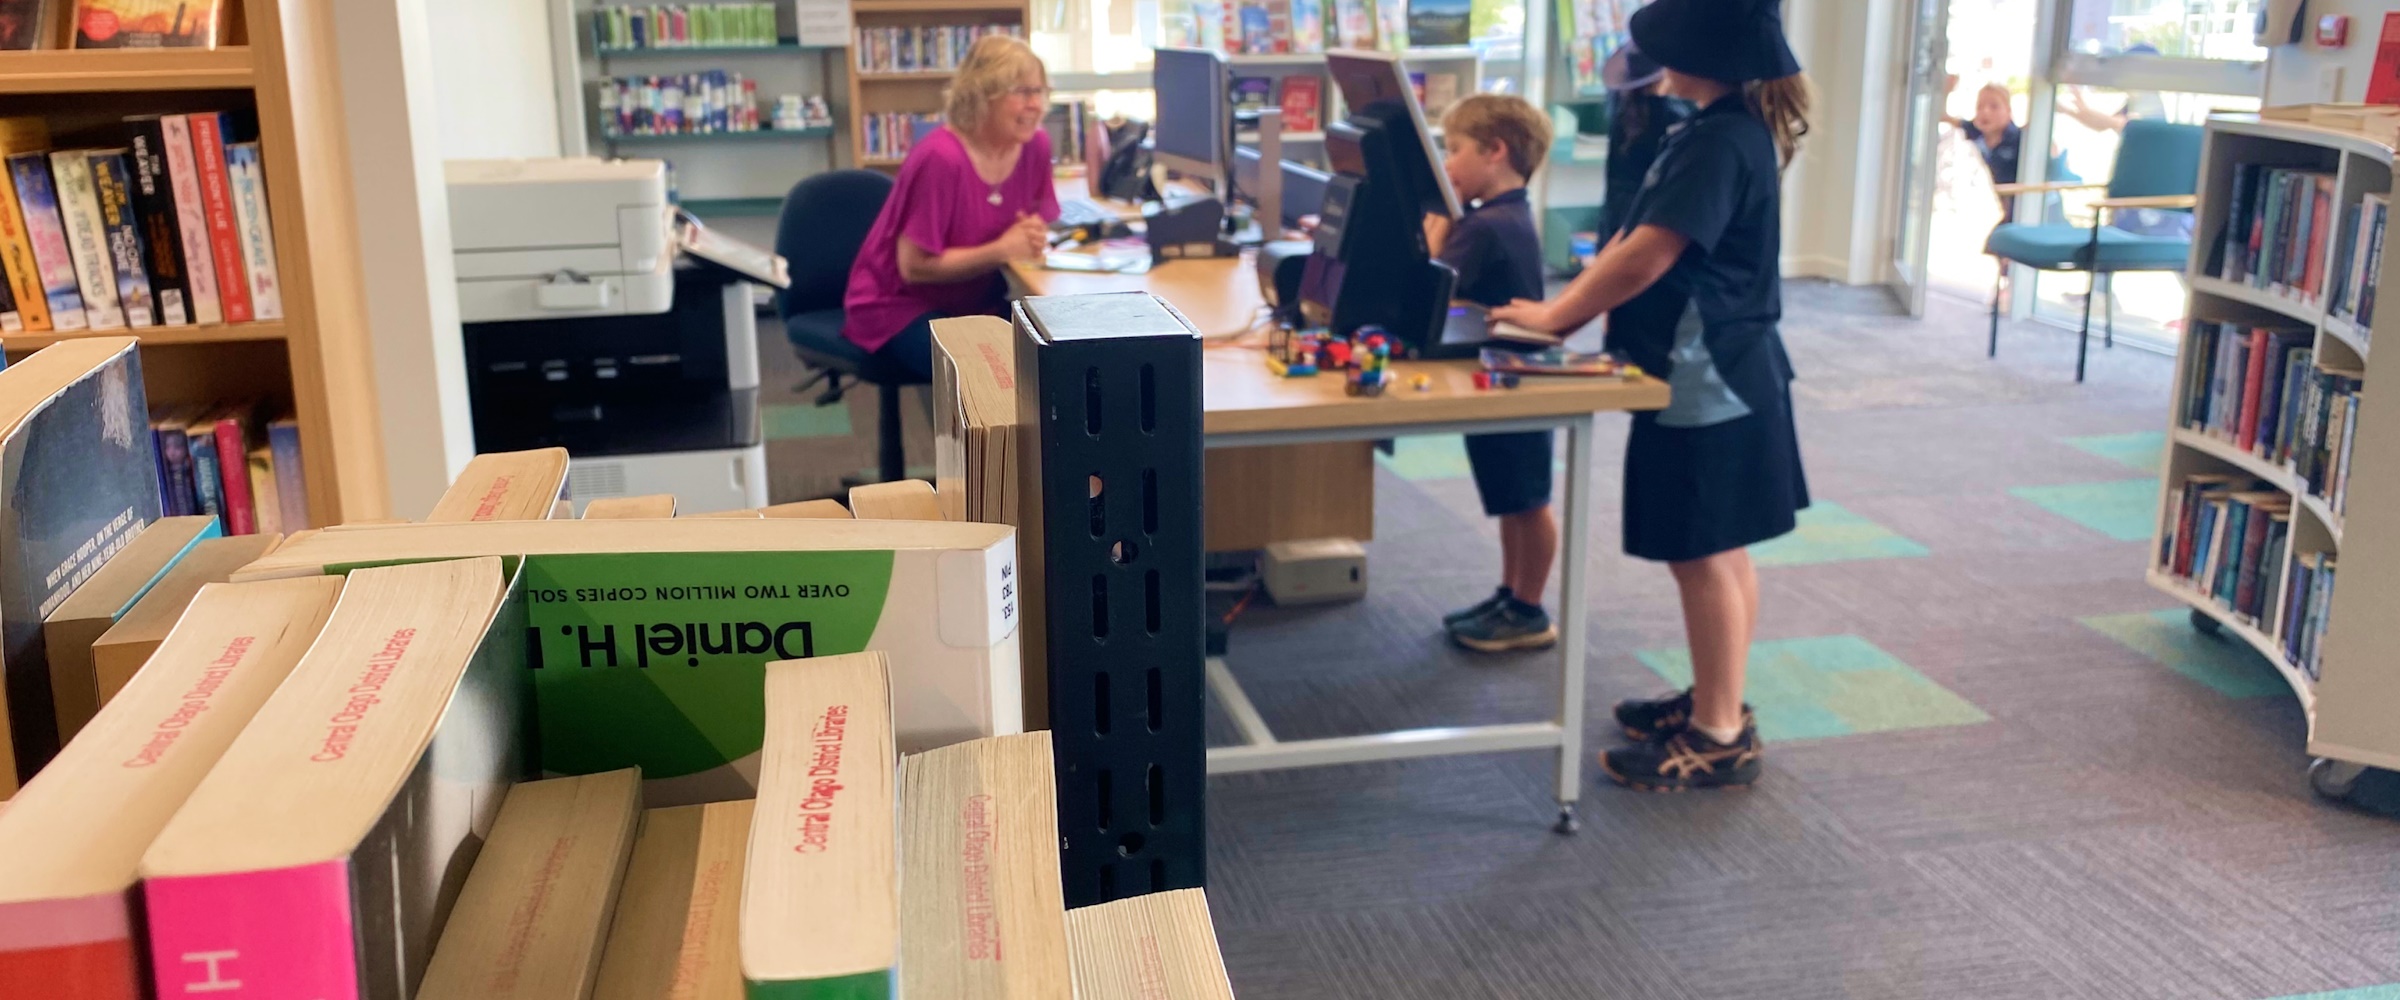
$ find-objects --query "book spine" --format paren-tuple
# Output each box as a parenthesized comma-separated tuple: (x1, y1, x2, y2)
(2305, 178, 2332, 301)
(212, 416, 256, 535)
(187, 426, 224, 523)
(159, 115, 222, 325)
(157, 427, 195, 516)
(2364, 201, 2386, 327)
(222, 143, 282, 321)
(2234, 507, 2270, 617)
(2221, 165, 2253, 281)
(10, 152, 91, 330)
(269, 420, 308, 530)
(2237, 328, 2268, 450)
(0, 147, 47, 332)
(186, 114, 253, 324)
(88, 152, 157, 328)
(245, 446, 280, 535)
(0, 894, 143, 1000)
(127, 121, 195, 327)
(143, 862, 361, 1000)
(49, 152, 127, 330)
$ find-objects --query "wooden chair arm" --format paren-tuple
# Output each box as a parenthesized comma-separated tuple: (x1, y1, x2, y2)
(2090, 194, 2199, 211)
(1993, 181, 2105, 196)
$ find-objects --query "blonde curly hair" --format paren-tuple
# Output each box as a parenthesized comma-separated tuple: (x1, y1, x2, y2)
(944, 35, 1048, 135)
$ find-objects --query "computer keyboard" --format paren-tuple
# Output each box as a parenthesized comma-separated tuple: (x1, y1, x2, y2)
(1054, 197, 1123, 231)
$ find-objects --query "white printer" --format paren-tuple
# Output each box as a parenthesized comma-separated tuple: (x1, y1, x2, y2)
(445, 157, 771, 514)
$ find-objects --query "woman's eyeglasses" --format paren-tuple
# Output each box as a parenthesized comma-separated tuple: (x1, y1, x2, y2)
(1007, 85, 1050, 101)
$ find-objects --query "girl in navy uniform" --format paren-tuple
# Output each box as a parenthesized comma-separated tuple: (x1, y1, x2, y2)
(1491, 0, 1810, 791)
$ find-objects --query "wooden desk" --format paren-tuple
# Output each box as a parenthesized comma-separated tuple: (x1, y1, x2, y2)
(1010, 254, 1267, 340)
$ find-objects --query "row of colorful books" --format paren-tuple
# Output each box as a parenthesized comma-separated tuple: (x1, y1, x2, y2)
(853, 23, 1022, 74)
(2179, 321, 2362, 514)
(597, 72, 767, 136)
(2212, 164, 2387, 323)
(1165, 0, 1469, 54)
(0, 0, 225, 50)
(2158, 474, 2338, 681)
(150, 402, 308, 537)
(2285, 551, 2336, 680)
(591, 1, 781, 50)
(863, 111, 944, 161)
(1232, 74, 1324, 133)
(0, 113, 280, 334)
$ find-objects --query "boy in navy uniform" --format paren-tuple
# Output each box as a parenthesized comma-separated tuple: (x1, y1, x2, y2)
(1494, 0, 1811, 790)
(1423, 94, 1561, 652)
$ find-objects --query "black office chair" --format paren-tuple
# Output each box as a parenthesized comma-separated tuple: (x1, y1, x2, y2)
(775, 169, 916, 483)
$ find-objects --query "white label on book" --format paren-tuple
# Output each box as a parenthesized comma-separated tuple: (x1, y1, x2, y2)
(937, 539, 1017, 649)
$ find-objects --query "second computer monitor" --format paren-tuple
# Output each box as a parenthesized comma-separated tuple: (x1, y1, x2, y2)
(1324, 50, 1461, 219)
(1151, 47, 1229, 183)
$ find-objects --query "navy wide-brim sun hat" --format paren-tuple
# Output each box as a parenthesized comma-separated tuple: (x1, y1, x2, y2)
(1629, 0, 1803, 84)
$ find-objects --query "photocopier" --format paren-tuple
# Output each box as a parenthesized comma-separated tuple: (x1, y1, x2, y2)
(445, 157, 774, 515)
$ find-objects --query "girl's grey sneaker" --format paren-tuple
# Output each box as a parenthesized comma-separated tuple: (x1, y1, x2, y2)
(1449, 599, 1557, 652)
(1442, 586, 1513, 628)
(1614, 687, 1754, 742)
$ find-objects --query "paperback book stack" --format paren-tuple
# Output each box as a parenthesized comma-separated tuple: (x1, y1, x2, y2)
(2179, 321, 2364, 515)
(854, 23, 1023, 73)
(2213, 164, 2343, 309)
(592, 2, 781, 49)
(599, 72, 766, 136)
(0, 112, 281, 333)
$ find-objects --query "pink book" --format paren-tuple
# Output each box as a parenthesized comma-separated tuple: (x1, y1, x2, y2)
(137, 559, 525, 1000)
(0, 578, 340, 1000)
(158, 115, 223, 326)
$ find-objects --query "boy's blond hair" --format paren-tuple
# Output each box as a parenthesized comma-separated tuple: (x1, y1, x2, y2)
(1440, 94, 1552, 180)
(944, 35, 1048, 134)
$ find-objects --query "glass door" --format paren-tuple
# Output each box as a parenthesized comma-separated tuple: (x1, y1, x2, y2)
(1889, 0, 1951, 317)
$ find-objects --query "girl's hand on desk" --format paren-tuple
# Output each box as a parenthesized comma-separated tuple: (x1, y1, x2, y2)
(1488, 298, 1561, 333)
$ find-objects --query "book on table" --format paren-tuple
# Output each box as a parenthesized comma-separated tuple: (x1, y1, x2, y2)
(415, 769, 643, 1000)
(138, 557, 529, 1000)
(1067, 888, 1239, 1000)
(41, 514, 220, 742)
(901, 731, 1072, 998)
(89, 533, 284, 711)
(232, 517, 1022, 802)
(582, 494, 677, 518)
(741, 652, 898, 997)
(848, 478, 940, 520)
(0, 576, 341, 999)
(591, 799, 753, 1000)
(425, 447, 572, 522)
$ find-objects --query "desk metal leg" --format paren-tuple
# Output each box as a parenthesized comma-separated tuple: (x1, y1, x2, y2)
(1553, 413, 1596, 833)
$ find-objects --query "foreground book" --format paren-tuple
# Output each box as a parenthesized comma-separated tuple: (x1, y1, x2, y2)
(901, 732, 1070, 999)
(417, 769, 643, 1000)
(592, 799, 752, 1000)
(742, 654, 897, 998)
(0, 337, 162, 793)
(1066, 888, 1236, 1000)
(42, 514, 219, 741)
(847, 479, 940, 521)
(140, 557, 529, 1000)
(88, 533, 283, 709)
(426, 448, 572, 522)
(0, 577, 341, 1000)
(235, 517, 1021, 802)
(761, 499, 850, 519)
(582, 494, 676, 519)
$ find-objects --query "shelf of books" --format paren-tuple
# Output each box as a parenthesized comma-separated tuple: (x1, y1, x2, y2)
(0, 0, 391, 529)
(2162, 113, 2400, 774)
(848, 14, 1027, 166)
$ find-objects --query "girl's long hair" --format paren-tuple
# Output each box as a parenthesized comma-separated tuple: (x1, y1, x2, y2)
(1745, 72, 1812, 169)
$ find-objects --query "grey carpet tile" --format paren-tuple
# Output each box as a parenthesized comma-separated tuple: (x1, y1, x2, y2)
(1905, 831, 2392, 999)
(1613, 862, 2085, 1000)
(2169, 816, 2400, 959)
(1267, 891, 1701, 1000)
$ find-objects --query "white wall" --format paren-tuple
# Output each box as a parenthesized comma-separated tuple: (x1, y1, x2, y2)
(2263, 2, 2389, 106)
(1781, 0, 1909, 285)
(425, 0, 566, 159)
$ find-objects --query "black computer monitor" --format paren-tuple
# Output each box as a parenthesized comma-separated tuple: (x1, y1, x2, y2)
(1324, 50, 1460, 219)
(1150, 47, 1229, 186)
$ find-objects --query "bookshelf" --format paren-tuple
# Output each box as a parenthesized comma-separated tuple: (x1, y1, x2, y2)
(0, 0, 389, 527)
(2160, 114, 2400, 798)
(847, 0, 1029, 168)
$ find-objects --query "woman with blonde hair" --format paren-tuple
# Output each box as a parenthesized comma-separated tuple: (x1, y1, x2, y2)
(1491, 0, 1810, 791)
(843, 34, 1056, 377)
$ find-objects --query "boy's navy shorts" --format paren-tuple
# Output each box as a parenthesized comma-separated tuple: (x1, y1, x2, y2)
(1465, 430, 1554, 517)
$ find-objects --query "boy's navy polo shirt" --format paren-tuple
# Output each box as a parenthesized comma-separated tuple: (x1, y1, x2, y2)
(1438, 187, 1543, 307)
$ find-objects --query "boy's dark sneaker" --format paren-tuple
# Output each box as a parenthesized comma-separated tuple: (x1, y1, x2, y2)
(1600, 724, 1763, 792)
(1613, 688, 1754, 742)
(1442, 586, 1514, 628)
(1450, 599, 1557, 652)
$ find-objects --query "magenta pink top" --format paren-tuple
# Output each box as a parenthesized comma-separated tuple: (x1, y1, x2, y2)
(843, 127, 1059, 353)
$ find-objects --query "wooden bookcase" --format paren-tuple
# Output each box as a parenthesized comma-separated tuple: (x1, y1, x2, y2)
(2159, 114, 2399, 796)
(847, 0, 1029, 168)
(0, 0, 388, 526)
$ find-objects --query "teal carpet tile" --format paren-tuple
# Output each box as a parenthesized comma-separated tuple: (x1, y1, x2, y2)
(1748, 501, 1930, 568)
(2066, 430, 2168, 473)
(2081, 609, 2289, 699)
(2010, 478, 2161, 542)
(764, 402, 853, 440)
(1637, 634, 1989, 742)
(1374, 436, 1473, 482)
(2265, 987, 2400, 1000)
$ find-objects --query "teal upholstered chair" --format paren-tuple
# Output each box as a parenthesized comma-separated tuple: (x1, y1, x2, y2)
(1984, 118, 2202, 381)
